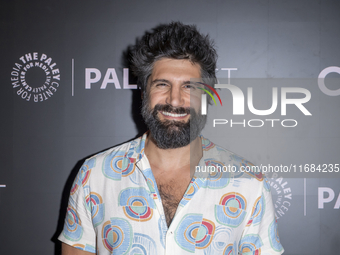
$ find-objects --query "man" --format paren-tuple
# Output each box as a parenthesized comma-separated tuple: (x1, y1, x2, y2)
(59, 22, 284, 254)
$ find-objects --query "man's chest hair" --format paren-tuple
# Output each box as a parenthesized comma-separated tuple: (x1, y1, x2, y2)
(157, 180, 188, 227)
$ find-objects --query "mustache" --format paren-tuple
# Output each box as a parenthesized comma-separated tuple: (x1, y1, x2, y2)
(153, 104, 191, 115)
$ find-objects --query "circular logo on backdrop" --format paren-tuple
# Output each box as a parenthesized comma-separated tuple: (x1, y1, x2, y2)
(265, 173, 292, 219)
(10, 52, 60, 102)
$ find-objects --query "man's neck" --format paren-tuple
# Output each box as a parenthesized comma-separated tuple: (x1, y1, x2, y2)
(144, 133, 203, 174)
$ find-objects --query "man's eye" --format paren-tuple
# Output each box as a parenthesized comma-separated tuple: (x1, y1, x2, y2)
(184, 84, 195, 89)
(156, 83, 168, 87)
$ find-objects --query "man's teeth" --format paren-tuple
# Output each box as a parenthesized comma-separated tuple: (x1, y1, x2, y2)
(162, 111, 188, 117)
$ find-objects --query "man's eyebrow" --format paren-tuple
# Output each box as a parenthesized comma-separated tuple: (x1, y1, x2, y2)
(150, 79, 170, 85)
(150, 79, 198, 86)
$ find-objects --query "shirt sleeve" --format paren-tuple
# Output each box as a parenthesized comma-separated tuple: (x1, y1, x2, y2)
(58, 159, 97, 253)
(238, 176, 284, 255)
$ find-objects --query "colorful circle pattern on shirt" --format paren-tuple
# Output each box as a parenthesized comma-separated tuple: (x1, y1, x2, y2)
(128, 137, 145, 160)
(103, 151, 136, 180)
(233, 155, 263, 181)
(223, 243, 235, 255)
(202, 137, 215, 151)
(63, 205, 83, 241)
(85, 191, 105, 228)
(70, 176, 80, 196)
(80, 158, 95, 186)
(203, 159, 230, 189)
(175, 214, 216, 252)
(102, 217, 133, 254)
(269, 219, 284, 252)
(130, 233, 157, 255)
(215, 192, 247, 228)
(239, 234, 263, 255)
(72, 243, 96, 253)
(70, 158, 95, 195)
(241, 160, 263, 181)
(119, 187, 155, 222)
(196, 218, 215, 249)
(142, 168, 160, 200)
(206, 225, 235, 253)
(263, 177, 271, 192)
(247, 195, 265, 227)
(180, 178, 202, 207)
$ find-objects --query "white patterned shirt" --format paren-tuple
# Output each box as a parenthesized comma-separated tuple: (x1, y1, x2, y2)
(58, 133, 284, 254)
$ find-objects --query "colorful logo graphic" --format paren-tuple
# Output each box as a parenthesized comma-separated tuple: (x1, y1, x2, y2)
(197, 82, 222, 115)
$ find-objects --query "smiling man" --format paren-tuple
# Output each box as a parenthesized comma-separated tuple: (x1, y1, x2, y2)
(140, 57, 206, 228)
(59, 22, 284, 254)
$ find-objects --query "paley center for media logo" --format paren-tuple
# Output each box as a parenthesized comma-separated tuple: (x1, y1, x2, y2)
(198, 67, 340, 128)
(11, 52, 60, 102)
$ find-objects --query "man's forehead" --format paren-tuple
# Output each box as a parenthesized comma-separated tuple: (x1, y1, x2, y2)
(148, 58, 201, 83)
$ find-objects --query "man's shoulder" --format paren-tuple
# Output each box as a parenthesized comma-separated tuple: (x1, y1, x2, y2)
(202, 136, 252, 164)
(84, 135, 145, 165)
(201, 136, 265, 182)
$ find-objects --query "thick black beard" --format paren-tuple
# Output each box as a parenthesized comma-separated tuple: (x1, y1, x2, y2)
(141, 95, 207, 149)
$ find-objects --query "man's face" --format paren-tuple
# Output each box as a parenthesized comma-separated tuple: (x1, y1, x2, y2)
(141, 58, 207, 149)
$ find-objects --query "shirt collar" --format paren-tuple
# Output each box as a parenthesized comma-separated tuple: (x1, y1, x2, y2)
(133, 132, 216, 166)
(130, 132, 148, 162)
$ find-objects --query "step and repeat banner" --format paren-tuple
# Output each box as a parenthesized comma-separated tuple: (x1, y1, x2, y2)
(1, 1, 339, 254)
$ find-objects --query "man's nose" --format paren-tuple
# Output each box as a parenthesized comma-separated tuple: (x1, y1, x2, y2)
(166, 86, 185, 107)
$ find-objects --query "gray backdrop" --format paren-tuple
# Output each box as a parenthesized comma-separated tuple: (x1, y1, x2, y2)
(1, 0, 339, 254)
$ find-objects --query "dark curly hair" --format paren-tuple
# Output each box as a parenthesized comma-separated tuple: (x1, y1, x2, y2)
(131, 22, 217, 92)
